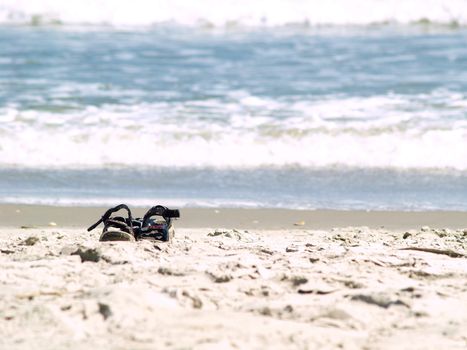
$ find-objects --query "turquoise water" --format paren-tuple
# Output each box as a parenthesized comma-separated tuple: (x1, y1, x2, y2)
(1, 25, 467, 209)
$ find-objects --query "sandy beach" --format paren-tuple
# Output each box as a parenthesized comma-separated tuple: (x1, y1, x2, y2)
(2, 1, 467, 349)
(1, 206, 466, 349)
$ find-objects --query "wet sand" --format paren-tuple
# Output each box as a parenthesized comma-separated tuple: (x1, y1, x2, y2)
(0, 205, 466, 349)
(1, 204, 467, 230)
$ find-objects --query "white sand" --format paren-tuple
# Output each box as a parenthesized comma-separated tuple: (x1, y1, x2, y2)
(1, 226, 467, 349)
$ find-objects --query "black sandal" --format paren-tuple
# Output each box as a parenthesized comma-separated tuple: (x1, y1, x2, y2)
(87, 204, 136, 242)
(136, 205, 180, 242)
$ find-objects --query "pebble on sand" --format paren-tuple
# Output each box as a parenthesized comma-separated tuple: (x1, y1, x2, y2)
(21, 236, 40, 246)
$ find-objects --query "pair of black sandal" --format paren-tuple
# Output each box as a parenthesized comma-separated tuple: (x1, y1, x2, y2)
(87, 204, 180, 242)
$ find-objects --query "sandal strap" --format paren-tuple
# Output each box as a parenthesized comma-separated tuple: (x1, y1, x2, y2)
(104, 218, 134, 234)
(87, 204, 134, 232)
(142, 205, 179, 227)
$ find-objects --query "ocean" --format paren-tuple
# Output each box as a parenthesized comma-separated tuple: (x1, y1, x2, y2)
(1, 0, 467, 210)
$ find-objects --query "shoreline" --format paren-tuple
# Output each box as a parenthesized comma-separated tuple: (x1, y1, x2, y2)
(0, 204, 466, 230)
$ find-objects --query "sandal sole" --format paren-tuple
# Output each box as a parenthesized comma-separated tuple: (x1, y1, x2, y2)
(99, 230, 135, 242)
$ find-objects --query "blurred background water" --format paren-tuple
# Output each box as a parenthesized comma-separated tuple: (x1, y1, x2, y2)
(1, 1, 467, 209)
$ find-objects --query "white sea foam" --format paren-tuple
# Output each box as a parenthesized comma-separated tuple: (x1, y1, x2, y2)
(1, 0, 467, 27)
(0, 196, 262, 208)
(2, 91, 467, 170)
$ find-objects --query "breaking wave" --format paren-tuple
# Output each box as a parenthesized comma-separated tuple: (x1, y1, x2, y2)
(2, 91, 467, 170)
(1, 0, 467, 27)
